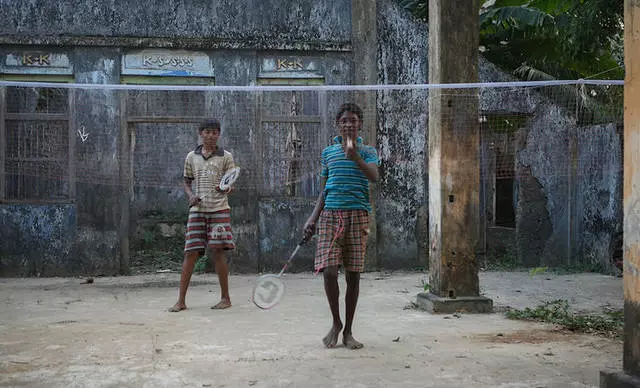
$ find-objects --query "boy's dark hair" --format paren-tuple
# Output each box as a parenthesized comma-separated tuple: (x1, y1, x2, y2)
(199, 119, 221, 132)
(335, 103, 363, 123)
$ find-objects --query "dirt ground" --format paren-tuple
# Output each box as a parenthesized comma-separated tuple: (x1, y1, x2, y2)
(0, 270, 624, 388)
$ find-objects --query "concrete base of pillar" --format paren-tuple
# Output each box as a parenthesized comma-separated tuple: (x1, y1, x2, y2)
(600, 370, 640, 388)
(416, 292, 493, 314)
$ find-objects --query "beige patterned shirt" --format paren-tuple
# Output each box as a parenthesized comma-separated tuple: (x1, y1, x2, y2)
(183, 145, 235, 213)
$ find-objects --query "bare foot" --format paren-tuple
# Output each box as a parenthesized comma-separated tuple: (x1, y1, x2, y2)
(211, 299, 231, 310)
(323, 323, 343, 348)
(168, 303, 186, 312)
(342, 333, 363, 350)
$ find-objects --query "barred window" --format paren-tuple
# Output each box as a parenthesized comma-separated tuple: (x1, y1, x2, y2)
(2, 86, 72, 203)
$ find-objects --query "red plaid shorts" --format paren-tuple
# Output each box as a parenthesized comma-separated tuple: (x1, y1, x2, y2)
(184, 210, 236, 252)
(314, 209, 370, 273)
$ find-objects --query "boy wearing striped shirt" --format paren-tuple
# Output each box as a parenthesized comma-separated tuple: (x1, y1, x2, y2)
(169, 119, 236, 312)
(303, 103, 380, 349)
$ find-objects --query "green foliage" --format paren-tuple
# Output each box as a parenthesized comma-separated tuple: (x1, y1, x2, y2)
(130, 245, 184, 274)
(130, 221, 186, 273)
(484, 244, 520, 271)
(545, 261, 611, 275)
(506, 299, 623, 338)
(513, 64, 623, 125)
(485, 256, 520, 271)
(480, 5, 556, 29)
(398, 0, 624, 81)
(528, 266, 549, 276)
(194, 256, 209, 273)
(142, 230, 155, 246)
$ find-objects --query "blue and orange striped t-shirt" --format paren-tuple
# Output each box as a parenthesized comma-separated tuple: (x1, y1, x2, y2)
(321, 136, 380, 212)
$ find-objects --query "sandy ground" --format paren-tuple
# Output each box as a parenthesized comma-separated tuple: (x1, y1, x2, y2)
(0, 271, 624, 388)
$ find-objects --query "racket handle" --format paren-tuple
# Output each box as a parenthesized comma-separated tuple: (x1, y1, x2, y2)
(279, 237, 309, 276)
(299, 235, 311, 245)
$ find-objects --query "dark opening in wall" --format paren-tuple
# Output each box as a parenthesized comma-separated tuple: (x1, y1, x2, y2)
(494, 140, 516, 228)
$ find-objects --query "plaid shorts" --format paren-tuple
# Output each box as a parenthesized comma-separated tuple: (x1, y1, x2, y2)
(315, 209, 370, 273)
(184, 210, 236, 252)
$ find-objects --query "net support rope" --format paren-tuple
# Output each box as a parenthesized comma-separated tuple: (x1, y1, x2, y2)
(0, 79, 624, 92)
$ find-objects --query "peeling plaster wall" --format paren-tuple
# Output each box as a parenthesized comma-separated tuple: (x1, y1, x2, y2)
(478, 57, 539, 114)
(375, 2, 622, 272)
(72, 48, 122, 275)
(0, 0, 354, 276)
(518, 104, 573, 266)
(0, 47, 123, 276)
(0, 205, 76, 276)
(1, 0, 352, 44)
(376, 0, 429, 270)
(0, 0, 622, 275)
(574, 123, 623, 271)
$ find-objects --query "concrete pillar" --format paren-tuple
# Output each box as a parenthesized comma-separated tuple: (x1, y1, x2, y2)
(351, 0, 379, 269)
(600, 1, 640, 386)
(416, 0, 492, 313)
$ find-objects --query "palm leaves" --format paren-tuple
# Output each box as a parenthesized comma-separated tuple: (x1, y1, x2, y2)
(399, 0, 624, 81)
(514, 64, 622, 124)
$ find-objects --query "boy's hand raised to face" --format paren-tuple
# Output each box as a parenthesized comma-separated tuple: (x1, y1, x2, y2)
(344, 138, 360, 161)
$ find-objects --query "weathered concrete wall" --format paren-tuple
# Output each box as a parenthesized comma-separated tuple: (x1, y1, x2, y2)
(0, 205, 76, 276)
(73, 48, 122, 275)
(0, 47, 123, 276)
(518, 104, 573, 266)
(376, 0, 429, 270)
(255, 55, 353, 273)
(1, 0, 352, 44)
(124, 51, 354, 274)
(516, 104, 623, 270)
(478, 58, 623, 270)
(374, 3, 622, 273)
(0, 0, 623, 276)
(477, 58, 538, 266)
(0, 48, 354, 276)
(206, 51, 260, 273)
(478, 58, 538, 113)
(258, 199, 316, 272)
(574, 123, 623, 272)
(374, 2, 541, 271)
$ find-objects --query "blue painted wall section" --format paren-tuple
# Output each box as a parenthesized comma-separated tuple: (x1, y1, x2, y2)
(0, 205, 76, 276)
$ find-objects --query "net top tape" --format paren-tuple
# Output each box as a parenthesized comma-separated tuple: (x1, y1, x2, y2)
(0, 79, 624, 92)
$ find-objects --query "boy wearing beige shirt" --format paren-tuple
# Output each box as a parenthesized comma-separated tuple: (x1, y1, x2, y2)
(169, 119, 236, 312)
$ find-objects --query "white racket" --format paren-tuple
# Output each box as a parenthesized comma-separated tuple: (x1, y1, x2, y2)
(219, 167, 240, 192)
(252, 236, 310, 310)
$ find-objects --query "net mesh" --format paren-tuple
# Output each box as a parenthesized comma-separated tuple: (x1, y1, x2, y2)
(0, 80, 624, 273)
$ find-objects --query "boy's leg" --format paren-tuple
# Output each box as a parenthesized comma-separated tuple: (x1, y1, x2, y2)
(206, 210, 235, 310)
(323, 265, 343, 348)
(343, 270, 363, 349)
(316, 210, 346, 348)
(211, 248, 231, 309)
(341, 210, 368, 349)
(169, 211, 208, 312)
(168, 250, 201, 312)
